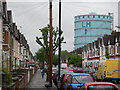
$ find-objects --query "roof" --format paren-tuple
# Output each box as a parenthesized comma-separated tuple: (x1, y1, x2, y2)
(64, 73, 74, 75)
(110, 32, 116, 45)
(103, 35, 110, 46)
(75, 14, 112, 18)
(71, 73, 90, 76)
(103, 32, 120, 45)
(85, 82, 117, 86)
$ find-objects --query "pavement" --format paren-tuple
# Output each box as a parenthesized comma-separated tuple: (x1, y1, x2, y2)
(25, 69, 120, 90)
(25, 69, 57, 90)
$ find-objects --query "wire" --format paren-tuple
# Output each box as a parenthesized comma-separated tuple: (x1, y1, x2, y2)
(10, 2, 48, 17)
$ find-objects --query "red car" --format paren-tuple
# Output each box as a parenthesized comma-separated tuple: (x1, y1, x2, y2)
(60, 73, 74, 89)
(81, 82, 119, 90)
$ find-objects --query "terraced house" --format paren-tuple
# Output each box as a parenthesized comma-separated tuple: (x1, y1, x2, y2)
(71, 31, 120, 69)
(1, 1, 34, 71)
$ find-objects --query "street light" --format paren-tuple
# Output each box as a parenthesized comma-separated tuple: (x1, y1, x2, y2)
(58, 0, 61, 81)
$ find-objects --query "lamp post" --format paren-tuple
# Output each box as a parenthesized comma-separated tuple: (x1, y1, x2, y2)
(58, 0, 61, 80)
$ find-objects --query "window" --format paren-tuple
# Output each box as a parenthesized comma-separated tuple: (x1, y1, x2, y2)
(98, 16, 100, 18)
(72, 75, 94, 83)
(93, 16, 95, 18)
(67, 76, 72, 83)
(88, 85, 116, 90)
(110, 46, 114, 55)
(117, 45, 120, 54)
(82, 21, 91, 27)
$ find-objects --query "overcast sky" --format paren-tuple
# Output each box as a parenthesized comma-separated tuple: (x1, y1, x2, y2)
(7, 0, 120, 55)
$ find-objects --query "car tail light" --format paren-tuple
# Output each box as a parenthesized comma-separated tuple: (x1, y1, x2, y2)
(69, 85, 72, 90)
(88, 72, 93, 75)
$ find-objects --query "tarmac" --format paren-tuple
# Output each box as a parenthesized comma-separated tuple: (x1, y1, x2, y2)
(25, 69, 57, 90)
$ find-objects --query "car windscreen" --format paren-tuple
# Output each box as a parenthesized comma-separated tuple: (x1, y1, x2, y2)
(72, 75, 94, 83)
(88, 85, 116, 90)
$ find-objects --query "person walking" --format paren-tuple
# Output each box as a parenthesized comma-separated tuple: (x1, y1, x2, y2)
(41, 68, 45, 79)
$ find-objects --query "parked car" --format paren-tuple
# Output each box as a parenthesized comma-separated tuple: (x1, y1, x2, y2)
(72, 67, 84, 73)
(72, 68, 78, 73)
(52, 67, 58, 78)
(68, 67, 74, 71)
(75, 68, 84, 73)
(53, 69, 73, 86)
(64, 73, 95, 90)
(84, 68, 90, 73)
(80, 82, 119, 90)
(58, 73, 74, 89)
(83, 67, 97, 80)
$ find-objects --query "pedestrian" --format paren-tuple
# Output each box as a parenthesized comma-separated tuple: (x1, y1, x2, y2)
(41, 68, 45, 79)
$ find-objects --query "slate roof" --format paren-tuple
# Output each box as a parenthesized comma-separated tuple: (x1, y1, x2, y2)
(110, 32, 116, 45)
(103, 35, 110, 46)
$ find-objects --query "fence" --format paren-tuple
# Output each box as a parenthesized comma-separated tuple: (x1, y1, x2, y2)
(2, 67, 38, 90)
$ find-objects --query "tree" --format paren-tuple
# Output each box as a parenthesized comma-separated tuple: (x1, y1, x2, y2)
(68, 54, 82, 67)
(53, 54, 58, 66)
(53, 50, 68, 66)
(61, 50, 68, 63)
(35, 48, 47, 68)
(36, 24, 65, 81)
(36, 24, 65, 62)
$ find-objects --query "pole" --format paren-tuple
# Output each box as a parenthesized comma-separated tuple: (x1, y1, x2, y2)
(58, 0, 61, 80)
(0, 1, 3, 88)
(49, 0, 53, 86)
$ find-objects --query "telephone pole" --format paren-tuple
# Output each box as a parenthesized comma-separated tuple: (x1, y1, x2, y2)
(49, 0, 53, 86)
